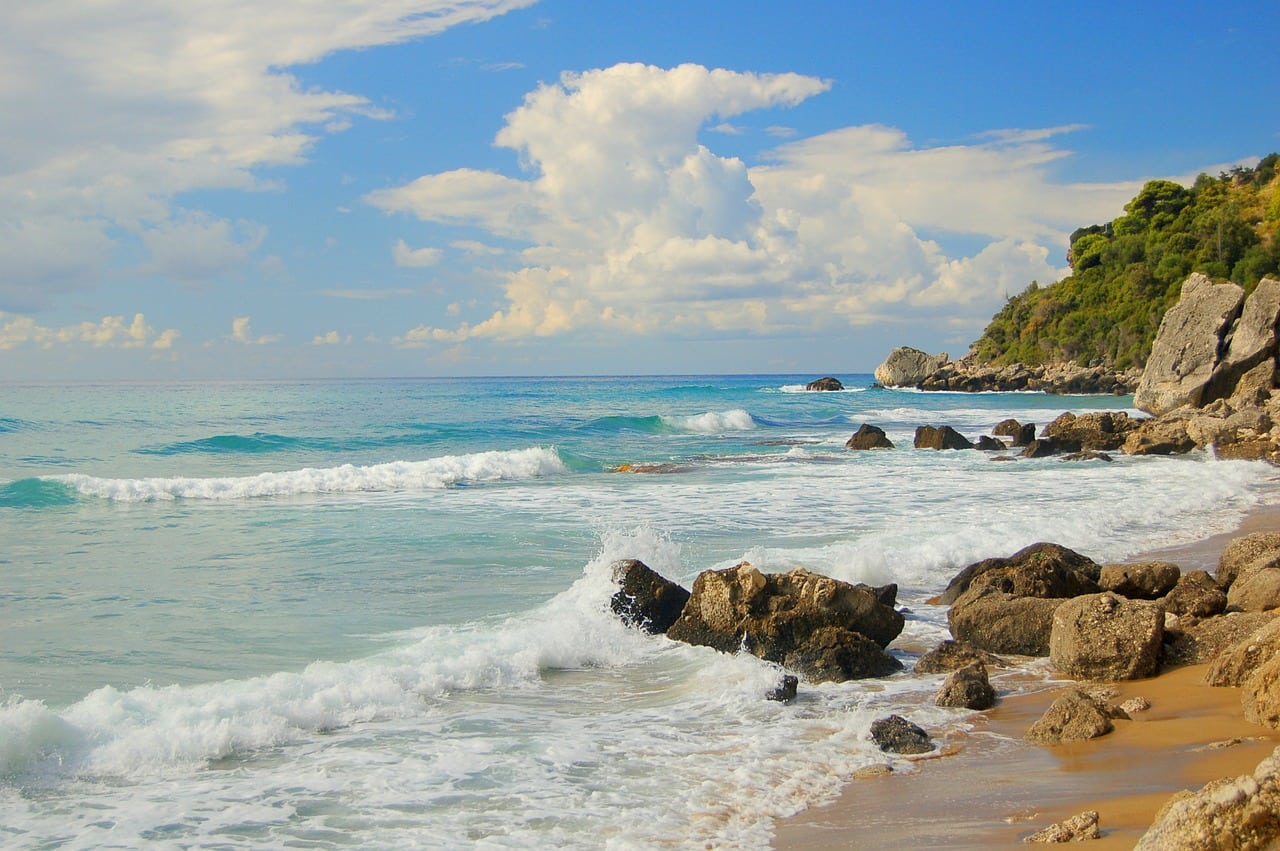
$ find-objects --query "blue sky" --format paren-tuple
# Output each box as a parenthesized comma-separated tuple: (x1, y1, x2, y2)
(2, 1, 1278, 379)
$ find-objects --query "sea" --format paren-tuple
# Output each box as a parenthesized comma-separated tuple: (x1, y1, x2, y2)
(1, 374, 1276, 849)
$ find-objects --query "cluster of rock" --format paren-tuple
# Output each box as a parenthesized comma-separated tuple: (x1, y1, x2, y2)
(843, 412, 1145, 461)
(873, 347, 1140, 395)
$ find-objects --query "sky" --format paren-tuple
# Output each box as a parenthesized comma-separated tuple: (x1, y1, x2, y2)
(2, 1, 1279, 380)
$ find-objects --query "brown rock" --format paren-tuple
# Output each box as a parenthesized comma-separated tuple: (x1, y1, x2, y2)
(874, 347, 949, 388)
(1042, 410, 1141, 452)
(934, 660, 997, 710)
(1049, 592, 1164, 681)
(1098, 562, 1181, 600)
(992, 418, 1024, 439)
(1206, 277, 1280, 403)
(845, 423, 894, 450)
(780, 625, 903, 682)
(934, 542, 1100, 606)
(1122, 413, 1197, 456)
(1242, 654, 1280, 728)
(1205, 616, 1280, 686)
(1228, 567, 1280, 613)
(914, 425, 974, 450)
(1163, 570, 1228, 618)
(870, 714, 934, 754)
(914, 639, 1003, 675)
(805, 376, 844, 391)
(1026, 690, 1114, 744)
(609, 559, 690, 635)
(975, 435, 1007, 451)
(1166, 611, 1276, 670)
(1217, 532, 1280, 589)
(1024, 810, 1101, 843)
(948, 589, 1063, 657)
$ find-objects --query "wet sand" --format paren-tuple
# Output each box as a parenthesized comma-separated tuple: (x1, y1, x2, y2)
(775, 505, 1280, 849)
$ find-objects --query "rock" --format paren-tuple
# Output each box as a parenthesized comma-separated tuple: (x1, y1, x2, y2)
(1165, 611, 1276, 670)
(1206, 277, 1280, 403)
(1134, 273, 1246, 416)
(781, 625, 903, 681)
(1098, 562, 1181, 600)
(948, 589, 1064, 656)
(609, 559, 691, 635)
(934, 661, 997, 710)
(914, 425, 974, 450)
(1019, 439, 1061, 458)
(1024, 810, 1101, 843)
(1042, 411, 1142, 452)
(665, 563, 905, 683)
(1242, 654, 1280, 728)
(1227, 567, 1280, 612)
(870, 714, 934, 754)
(1122, 412, 1198, 456)
(1205, 616, 1280, 686)
(1217, 532, 1280, 589)
(1163, 570, 1228, 618)
(1136, 745, 1280, 850)
(874, 347, 950, 388)
(767, 674, 799, 702)
(856, 582, 899, 608)
(934, 542, 1101, 606)
(1049, 592, 1164, 681)
(992, 418, 1024, 439)
(1060, 450, 1113, 462)
(975, 435, 1007, 451)
(846, 423, 894, 450)
(1120, 696, 1152, 715)
(1026, 690, 1114, 744)
(915, 639, 1003, 675)
(806, 376, 844, 391)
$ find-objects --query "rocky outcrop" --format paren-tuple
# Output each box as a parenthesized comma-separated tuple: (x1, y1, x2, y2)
(1026, 690, 1114, 743)
(1049, 592, 1164, 681)
(1164, 611, 1275, 669)
(805, 376, 844, 391)
(665, 563, 904, 683)
(1136, 745, 1280, 850)
(1216, 532, 1280, 589)
(1041, 411, 1142, 452)
(934, 661, 997, 710)
(993, 418, 1037, 446)
(1204, 616, 1280, 687)
(845, 423, 894, 450)
(1135, 273, 1247, 415)
(874, 347, 950, 388)
(913, 425, 973, 450)
(610, 559, 691, 635)
(870, 715, 934, 754)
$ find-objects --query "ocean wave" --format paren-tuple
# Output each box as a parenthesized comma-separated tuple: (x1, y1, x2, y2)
(48, 447, 568, 502)
(777, 384, 868, 394)
(135, 432, 324, 455)
(660, 409, 757, 433)
(0, 478, 79, 509)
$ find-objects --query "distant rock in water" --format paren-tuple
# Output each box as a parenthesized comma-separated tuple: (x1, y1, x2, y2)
(914, 425, 973, 450)
(805, 376, 844, 391)
(874, 347, 950, 388)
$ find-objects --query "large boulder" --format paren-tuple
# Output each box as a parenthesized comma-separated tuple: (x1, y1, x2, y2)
(1206, 277, 1280, 403)
(1242, 655, 1280, 728)
(1217, 532, 1280, 589)
(1122, 410, 1198, 456)
(845, 423, 894, 450)
(610, 559, 691, 635)
(1205, 616, 1280, 687)
(1163, 570, 1228, 619)
(665, 563, 905, 682)
(1026, 690, 1114, 744)
(933, 542, 1101, 606)
(1134, 273, 1246, 415)
(874, 347, 949, 387)
(934, 660, 997, 710)
(1227, 567, 1280, 612)
(913, 425, 973, 450)
(1135, 745, 1280, 850)
(1098, 562, 1181, 600)
(947, 589, 1063, 657)
(1164, 611, 1276, 669)
(1049, 592, 1164, 681)
(781, 625, 903, 681)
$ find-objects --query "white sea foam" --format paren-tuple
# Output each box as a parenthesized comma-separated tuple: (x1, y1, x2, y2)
(662, 408, 756, 433)
(47, 447, 567, 501)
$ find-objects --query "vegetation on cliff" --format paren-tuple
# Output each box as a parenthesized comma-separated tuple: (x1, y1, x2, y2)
(969, 154, 1280, 369)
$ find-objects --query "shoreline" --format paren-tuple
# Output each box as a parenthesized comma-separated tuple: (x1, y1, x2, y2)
(774, 502, 1280, 848)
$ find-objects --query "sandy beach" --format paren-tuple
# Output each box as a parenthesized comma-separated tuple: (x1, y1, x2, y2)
(776, 504, 1280, 849)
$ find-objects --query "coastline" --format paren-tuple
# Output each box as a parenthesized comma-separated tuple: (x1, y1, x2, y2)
(775, 502, 1280, 849)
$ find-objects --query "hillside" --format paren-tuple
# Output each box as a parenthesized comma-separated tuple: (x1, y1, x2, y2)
(969, 154, 1280, 369)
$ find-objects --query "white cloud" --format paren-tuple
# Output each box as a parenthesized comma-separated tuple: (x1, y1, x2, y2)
(0, 312, 179, 350)
(0, 0, 535, 308)
(369, 63, 1141, 349)
(392, 239, 443, 267)
(312, 330, 351, 345)
(139, 210, 267, 282)
(231, 316, 282, 345)
(319, 287, 415, 300)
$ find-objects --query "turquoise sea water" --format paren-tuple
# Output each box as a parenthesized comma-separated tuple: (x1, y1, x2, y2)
(1, 375, 1276, 848)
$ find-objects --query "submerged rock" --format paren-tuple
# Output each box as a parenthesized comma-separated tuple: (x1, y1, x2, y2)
(1026, 690, 1114, 744)
(805, 376, 844, 391)
(915, 639, 1003, 675)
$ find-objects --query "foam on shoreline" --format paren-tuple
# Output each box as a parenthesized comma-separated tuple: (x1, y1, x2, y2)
(774, 502, 1280, 848)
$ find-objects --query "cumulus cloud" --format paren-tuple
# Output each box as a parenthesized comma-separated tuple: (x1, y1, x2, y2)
(0, 312, 179, 350)
(368, 62, 1139, 349)
(392, 239, 444, 267)
(230, 316, 282, 345)
(312, 330, 351, 345)
(0, 0, 534, 307)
